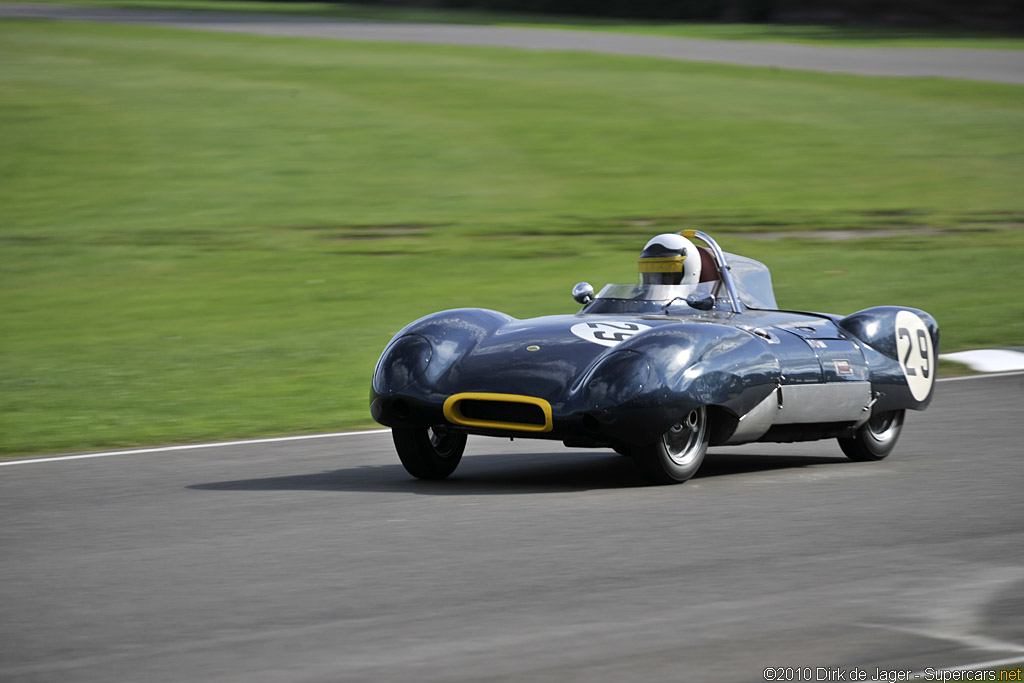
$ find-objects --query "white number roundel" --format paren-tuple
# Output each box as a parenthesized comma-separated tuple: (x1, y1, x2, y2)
(894, 310, 935, 401)
(571, 321, 651, 348)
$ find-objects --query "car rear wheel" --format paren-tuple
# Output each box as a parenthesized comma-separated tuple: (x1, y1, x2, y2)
(634, 406, 710, 485)
(393, 425, 466, 479)
(838, 409, 904, 461)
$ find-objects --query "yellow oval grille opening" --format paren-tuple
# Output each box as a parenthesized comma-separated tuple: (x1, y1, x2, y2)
(443, 393, 553, 433)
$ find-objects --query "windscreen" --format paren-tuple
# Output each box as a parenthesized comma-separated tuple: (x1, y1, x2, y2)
(583, 281, 724, 314)
(582, 249, 778, 313)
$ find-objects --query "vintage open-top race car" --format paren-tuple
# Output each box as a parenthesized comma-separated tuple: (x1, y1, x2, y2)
(370, 231, 938, 484)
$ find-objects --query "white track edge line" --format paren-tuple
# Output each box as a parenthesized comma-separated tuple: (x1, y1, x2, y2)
(3, 370, 1022, 467)
(936, 369, 1024, 382)
(0, 429, 390, 466)
(869, 655, 1024, 681)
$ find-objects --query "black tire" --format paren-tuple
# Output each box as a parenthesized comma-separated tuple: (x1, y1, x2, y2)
(634, 406, 710, 485)
(392, 425, 466, 479)
(839, 409, 905, 461)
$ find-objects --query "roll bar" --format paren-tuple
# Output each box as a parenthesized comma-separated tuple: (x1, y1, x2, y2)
(678, 230, 744, 313)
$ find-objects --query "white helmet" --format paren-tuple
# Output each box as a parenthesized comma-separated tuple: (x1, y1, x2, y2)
(638, 233, 702, 286)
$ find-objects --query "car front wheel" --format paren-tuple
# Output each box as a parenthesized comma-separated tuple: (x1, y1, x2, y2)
(392, 425, 466, 479)
(838, 409, 905, 461)
(634, 406, 710, 485)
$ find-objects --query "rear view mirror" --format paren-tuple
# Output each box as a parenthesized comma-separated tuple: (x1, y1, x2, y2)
(572, 282, 594, 304)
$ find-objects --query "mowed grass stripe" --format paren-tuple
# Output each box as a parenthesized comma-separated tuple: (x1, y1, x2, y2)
(2, 19, 1022, 455)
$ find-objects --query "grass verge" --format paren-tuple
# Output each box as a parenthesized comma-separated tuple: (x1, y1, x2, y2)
(2, 19, 1022, 455)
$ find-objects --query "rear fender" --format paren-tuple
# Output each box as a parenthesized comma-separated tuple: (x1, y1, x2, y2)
(839, 306, 939, 409)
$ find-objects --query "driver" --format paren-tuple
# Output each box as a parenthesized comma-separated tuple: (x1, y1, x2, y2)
(638, 233, 702, 286)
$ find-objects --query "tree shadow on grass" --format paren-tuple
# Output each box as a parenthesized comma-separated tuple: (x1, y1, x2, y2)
(189, 449, 849, 496)
(98, 3, 1024, 41)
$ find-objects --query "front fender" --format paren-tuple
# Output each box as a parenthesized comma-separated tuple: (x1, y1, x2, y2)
(620, 322, 780, 417)
(371, 308, 512, 398)
(572, 322, 779, 447)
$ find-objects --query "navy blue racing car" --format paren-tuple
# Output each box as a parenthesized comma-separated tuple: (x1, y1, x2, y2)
(370, 231, 938, 484)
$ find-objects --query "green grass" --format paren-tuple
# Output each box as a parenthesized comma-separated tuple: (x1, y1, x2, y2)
(10, 0, 1024, 49)
(1, 19, 1023, 456)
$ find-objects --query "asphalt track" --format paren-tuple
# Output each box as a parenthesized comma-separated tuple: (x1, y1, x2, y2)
(2, 2, 1024, 84)
(2, 373, 1023, 682)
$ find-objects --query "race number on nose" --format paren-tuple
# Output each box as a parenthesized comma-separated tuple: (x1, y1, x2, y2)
(571, 321, 651, 348)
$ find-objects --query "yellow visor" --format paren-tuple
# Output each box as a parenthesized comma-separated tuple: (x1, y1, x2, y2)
(638, 255, 686, 273)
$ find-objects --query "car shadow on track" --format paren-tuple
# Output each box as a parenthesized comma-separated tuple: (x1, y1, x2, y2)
(188, 450, 849, 495)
